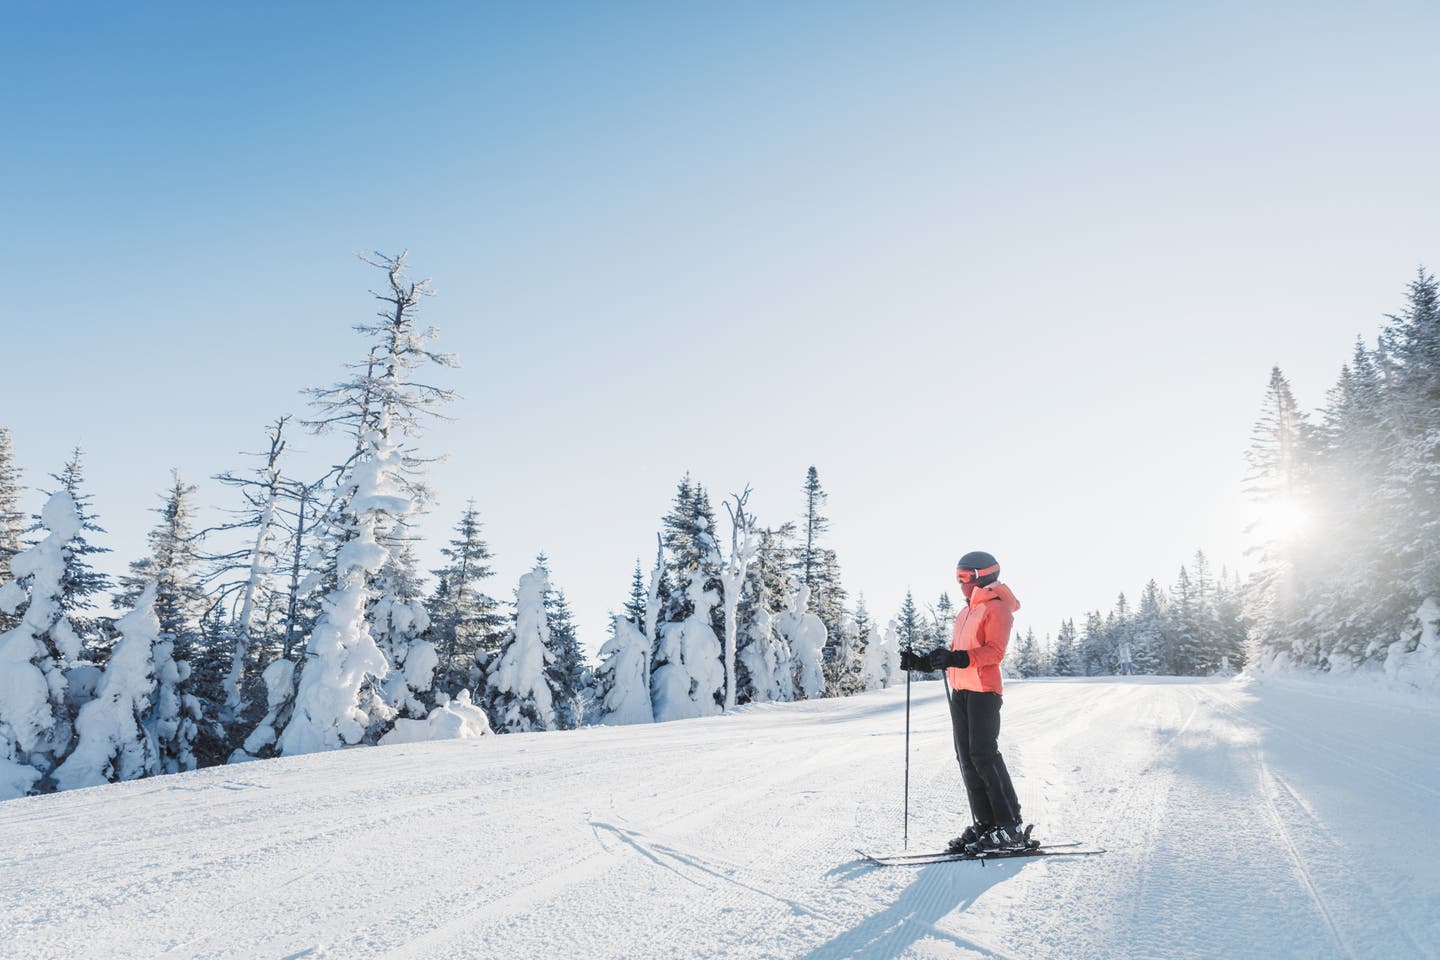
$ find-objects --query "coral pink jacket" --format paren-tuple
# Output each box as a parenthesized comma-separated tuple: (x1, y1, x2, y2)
(947, 582, 1020, 694)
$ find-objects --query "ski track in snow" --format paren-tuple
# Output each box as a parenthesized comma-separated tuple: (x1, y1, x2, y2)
(3, 677, 1438, 960)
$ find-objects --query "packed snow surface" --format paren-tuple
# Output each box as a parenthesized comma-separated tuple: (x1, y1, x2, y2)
(3, 676, 1438, 959)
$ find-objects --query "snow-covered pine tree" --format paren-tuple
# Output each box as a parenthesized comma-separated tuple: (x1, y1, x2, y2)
(849, 595, 875, 693)
(1052, 618, 1079, 676)
(0, 492, 84, 798)
(46, 449, 114, 658)
(623, 561, 648, 629)
(487, 566, 558, 733)
(794, 468, 848, 665)
(1014, 627, 1041, 678)
(427, 500, 502, 698)
(895, 591, 928, 674)
(1378, 270, 1440, 608)
(1079, 610, 1107, 676)
(208, 418, 290, 726)
(1131, 580, 1165, 675)
(274, 409, 408, 755)
(274, 252, 457, 753)
(776, 583, 826, 699)
(1213, 569, 1248, 672)
(652, 563, 725, 721)
(1243, 366, 1315, 667)
(52, 583, 164, 790)
(736, 525, 794, 704)
(0, 427, 22, 633)
(114, 471, 207, 769)
(594, 614, 653, 725)
(539, 557, 586, 730)
(718, 488, 758, 710)
(371, 536, 437, 721)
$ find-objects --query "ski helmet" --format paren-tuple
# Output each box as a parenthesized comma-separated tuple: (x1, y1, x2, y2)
(956, 551, 1000, 587)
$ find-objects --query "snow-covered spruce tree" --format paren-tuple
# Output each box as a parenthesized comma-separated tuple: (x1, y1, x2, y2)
(1052, 618, 1079, 676)
(1079, 610, 1107, 676)
(595, 546, 661, 723)
(718, 488, 759, 710)
(894, 591, 929, 677)
(1131, 580, 1165, 675)
(1377, 270, 1440, 617)
(0, 427, 23, 633)
(207, 418, 291, 726)
(652, 558, 726, 721)
(271, 252, 456, 753)
(776, 583, 827, 699)
(538, 557, 586, 730)
(594, 614, 653, 725)
(736, 525, 794, 704)
(427, 500, 502, 697)
(46, 449, 114, 658)
(0, 492, 84, 798)
(1014, 627, 1041, 678)
(52, 584, 162, 790)
(272, 412, 407, 755)
(793, 467, 848, 671)
(487, 566, 558, 733)
(1212, 570, 1249, 672)
(114, 470, 206, 770)
(1243, 366, 1316, 668)
(370, 535, 436, 720)
(849, 596, 875, 693)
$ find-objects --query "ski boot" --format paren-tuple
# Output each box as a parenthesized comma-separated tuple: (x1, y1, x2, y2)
(945, 823, 990, 854)
(966, 821, 1035, 855)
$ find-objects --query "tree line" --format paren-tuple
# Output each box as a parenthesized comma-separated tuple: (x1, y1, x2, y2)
(0, 252, 907, 801)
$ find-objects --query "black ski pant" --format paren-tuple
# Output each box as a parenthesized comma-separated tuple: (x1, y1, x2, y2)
(947, 687, 1021, 828)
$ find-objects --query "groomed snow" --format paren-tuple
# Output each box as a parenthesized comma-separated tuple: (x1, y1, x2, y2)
(3, 676, 1438, 959)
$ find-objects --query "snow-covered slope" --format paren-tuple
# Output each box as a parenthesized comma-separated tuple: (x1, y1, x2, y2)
(3, 677, 1438, 960)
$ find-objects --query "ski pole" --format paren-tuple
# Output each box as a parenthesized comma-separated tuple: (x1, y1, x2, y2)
(904, 665, 911, 850)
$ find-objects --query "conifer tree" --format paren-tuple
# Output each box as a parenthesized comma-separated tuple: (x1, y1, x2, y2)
(1014, 627, 1041, 678)
(1052, 618, 1079, 676)
(1243, 366, 1315, 666)
(427, 501, 501, 696)
(0, 492, 84, 798)
(488, 566, 558, 732)
(46, 449, 113, 655)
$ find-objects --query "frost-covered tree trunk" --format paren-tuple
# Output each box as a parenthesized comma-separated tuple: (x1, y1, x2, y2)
(210, 418, 291, 723)
(718, 488, 758, 710)
(487, 566, 557, 733)
(0, 492, 84, 798)
(0, 426, 23, 633)
(53, 584, 161, 790)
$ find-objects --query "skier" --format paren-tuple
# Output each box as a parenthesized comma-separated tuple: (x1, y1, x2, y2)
(899, 551, 1031, 854)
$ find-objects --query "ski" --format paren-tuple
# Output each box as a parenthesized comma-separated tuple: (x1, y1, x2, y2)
(856, 844, 1104, 867)
(865, 840, 1083, 862)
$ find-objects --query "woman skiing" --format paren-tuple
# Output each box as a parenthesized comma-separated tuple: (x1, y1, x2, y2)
(899, 550, 1032, 854)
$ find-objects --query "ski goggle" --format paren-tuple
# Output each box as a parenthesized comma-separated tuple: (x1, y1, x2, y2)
(956, 564, 999, 584)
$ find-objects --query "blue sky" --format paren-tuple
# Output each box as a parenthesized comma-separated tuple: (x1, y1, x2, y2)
(3, 1, 1439, 651)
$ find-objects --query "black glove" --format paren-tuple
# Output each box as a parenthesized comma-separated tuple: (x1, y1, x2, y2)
(937, 648, 971, 670)
(899, 648, 929, 672)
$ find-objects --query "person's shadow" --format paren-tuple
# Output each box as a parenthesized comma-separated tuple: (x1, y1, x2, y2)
(800, 858, 1021, 960)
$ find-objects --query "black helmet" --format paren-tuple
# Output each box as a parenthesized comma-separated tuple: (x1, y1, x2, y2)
(956, 550, 1000, 587)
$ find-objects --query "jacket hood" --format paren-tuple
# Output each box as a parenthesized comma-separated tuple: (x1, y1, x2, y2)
(971, 581, 1020, 613)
